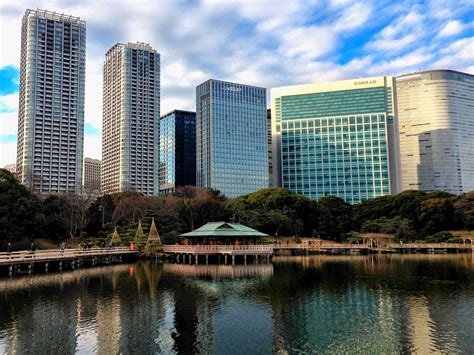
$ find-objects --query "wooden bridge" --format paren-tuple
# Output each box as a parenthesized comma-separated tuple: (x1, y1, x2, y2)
(163, 245, 273, 264)
(0, 247, 137, 276)
(273, 242, 472, 254)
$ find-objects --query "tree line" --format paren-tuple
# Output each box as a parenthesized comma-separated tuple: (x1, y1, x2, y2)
(1, 168, 473, 249)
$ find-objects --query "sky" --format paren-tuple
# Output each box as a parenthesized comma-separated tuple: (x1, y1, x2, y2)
(0, 0, 473, 167)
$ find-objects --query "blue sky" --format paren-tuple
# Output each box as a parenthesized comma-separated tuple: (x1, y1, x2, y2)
(0, 0, 473, 166)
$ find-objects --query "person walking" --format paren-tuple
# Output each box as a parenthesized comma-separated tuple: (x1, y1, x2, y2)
(6, 242, 12, 259)
(130, 242, 135, 251)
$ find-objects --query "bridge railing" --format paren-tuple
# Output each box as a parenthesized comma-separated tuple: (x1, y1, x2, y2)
(0, 247, 134, 264)
(390, 243, 470, 249)
(163, 245, 273, 253)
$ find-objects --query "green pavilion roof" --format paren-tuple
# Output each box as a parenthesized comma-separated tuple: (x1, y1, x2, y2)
(180, 222, 268, 238)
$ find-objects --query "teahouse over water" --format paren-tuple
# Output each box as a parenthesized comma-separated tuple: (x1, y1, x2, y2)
(179, 222, 268, 245)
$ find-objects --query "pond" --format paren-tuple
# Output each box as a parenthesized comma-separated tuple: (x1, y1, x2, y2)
(1, 254, 473, 354)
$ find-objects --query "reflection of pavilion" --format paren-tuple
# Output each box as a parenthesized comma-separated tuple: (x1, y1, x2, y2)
(163, 263, 274, 279)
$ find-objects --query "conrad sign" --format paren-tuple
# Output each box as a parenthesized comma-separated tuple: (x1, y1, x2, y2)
(354, 80, 377, 85)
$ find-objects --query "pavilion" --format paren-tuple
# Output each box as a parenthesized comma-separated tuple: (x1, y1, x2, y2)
(179, 222, 268, 246)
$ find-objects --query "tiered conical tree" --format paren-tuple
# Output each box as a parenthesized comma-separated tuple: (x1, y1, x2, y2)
(145, 217, 163, 256)
(111, 227, 122, 245)
(134, 220, 146, 249)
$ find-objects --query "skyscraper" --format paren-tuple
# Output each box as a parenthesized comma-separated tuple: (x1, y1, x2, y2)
(196, 79, 268, 198)
(396, 70, 474, 194)
(16, 9, 86, 194)
(83, 157, 101, 193)
(272, 77, 401, 204)
(101, 42, 160, 195)
(159, 110, 196, 194)
(267, 109, 273, 187)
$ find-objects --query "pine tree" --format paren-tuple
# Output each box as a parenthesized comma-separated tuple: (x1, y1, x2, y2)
(145, 217, 163, 256)
(111, 227, 122, 245)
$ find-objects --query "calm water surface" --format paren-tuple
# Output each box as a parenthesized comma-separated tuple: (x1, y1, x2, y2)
(0, 255, 473, 354)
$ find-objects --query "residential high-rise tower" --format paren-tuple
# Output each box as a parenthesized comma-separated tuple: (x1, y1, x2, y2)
(83, 157, 101, 193)
(272, 77, 401, 204)
(101, 42, 160, 195)
(396, 70, 474, 194)
(16, 9, 86, 194)
(196, 79, 268, 197)
(159, 110, 196, 193)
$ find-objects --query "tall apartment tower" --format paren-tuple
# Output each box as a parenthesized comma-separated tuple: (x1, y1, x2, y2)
(16, 9, 86, 194)
(196, 79, 268, 198)
(159, 110, 196, 194)
(272, 77, 401, 204)
(396, 70, 474, 194)
(83, 157, 101, 192)
(101, 42, 160, 195)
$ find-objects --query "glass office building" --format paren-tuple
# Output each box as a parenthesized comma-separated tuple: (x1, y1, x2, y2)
(159, 110, 196, 193)
(16, 9, 86, 194)
(271, 77, 401, 204)
(396, 70, 474, 194)
(102, 42, 160, 195)
(196, 79, 268, 197)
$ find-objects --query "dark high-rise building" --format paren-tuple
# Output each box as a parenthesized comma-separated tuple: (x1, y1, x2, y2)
(16, 9, 86, 194)
(159, 110, 196, 193)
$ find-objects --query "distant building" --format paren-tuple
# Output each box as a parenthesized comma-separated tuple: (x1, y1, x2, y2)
(267, 109, 273, 187)
(272, 77, 401, 204)
(159, 110, 196, 194)
(101, 42, 160, 195)
(3, 164, 16, 175)
(396, 70, 474, 194)
(196, 79, 268, 198)
(83, 158, 101, 193)
(16, 9, 86, 194)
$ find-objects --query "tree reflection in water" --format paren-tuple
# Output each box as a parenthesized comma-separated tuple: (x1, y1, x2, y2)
(0, 254, 473, 354)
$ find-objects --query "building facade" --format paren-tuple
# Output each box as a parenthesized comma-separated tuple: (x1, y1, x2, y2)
(101, 42, 160, 195)
(267, 109, 273, 187)
(196, 80, 268, 198)
(83, 157, 101, 193)
(396, 70, 474, 194)
(272, 77, 401, 204)
(16, 9, 86, 194)
(159, 110, 196, 193)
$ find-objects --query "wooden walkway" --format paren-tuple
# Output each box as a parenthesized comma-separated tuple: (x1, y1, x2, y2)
(0, 247, 136, 276)
(274, 242, 473, 254)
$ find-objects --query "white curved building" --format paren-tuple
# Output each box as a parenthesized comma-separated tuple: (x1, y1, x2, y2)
(396, 70, 474, 194)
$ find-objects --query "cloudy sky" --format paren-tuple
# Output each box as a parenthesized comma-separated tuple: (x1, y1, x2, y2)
(0, 0, 473, 167)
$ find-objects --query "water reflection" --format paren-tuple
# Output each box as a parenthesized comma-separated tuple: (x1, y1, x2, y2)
(0, 255, 473, 354)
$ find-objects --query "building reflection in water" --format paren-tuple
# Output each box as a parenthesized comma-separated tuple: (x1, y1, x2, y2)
(0, 255, 473, 353)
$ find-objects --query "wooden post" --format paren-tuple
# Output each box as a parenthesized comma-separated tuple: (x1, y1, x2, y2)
(244, 255, 247, 264)
(196, 255, 199, 265)
(28, 263, 33, 274)
(59, 261, 62, 271)
(8, 265, 13, 277)
(177, 254, 180, 263)
(205, 255, 208, 265)
(232, 255, 235, 265)
(225, 254, 228, 264)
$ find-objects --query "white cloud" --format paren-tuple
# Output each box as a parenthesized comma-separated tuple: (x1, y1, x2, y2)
(437, 20, 464, 37)
(279, 26, 336, 59)
(334, 2, 372, 32)
(0, 0, 473, 167)
(0, 142, 16, 166)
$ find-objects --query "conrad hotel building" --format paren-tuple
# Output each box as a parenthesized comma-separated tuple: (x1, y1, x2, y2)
(271, 77, 401, 204)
